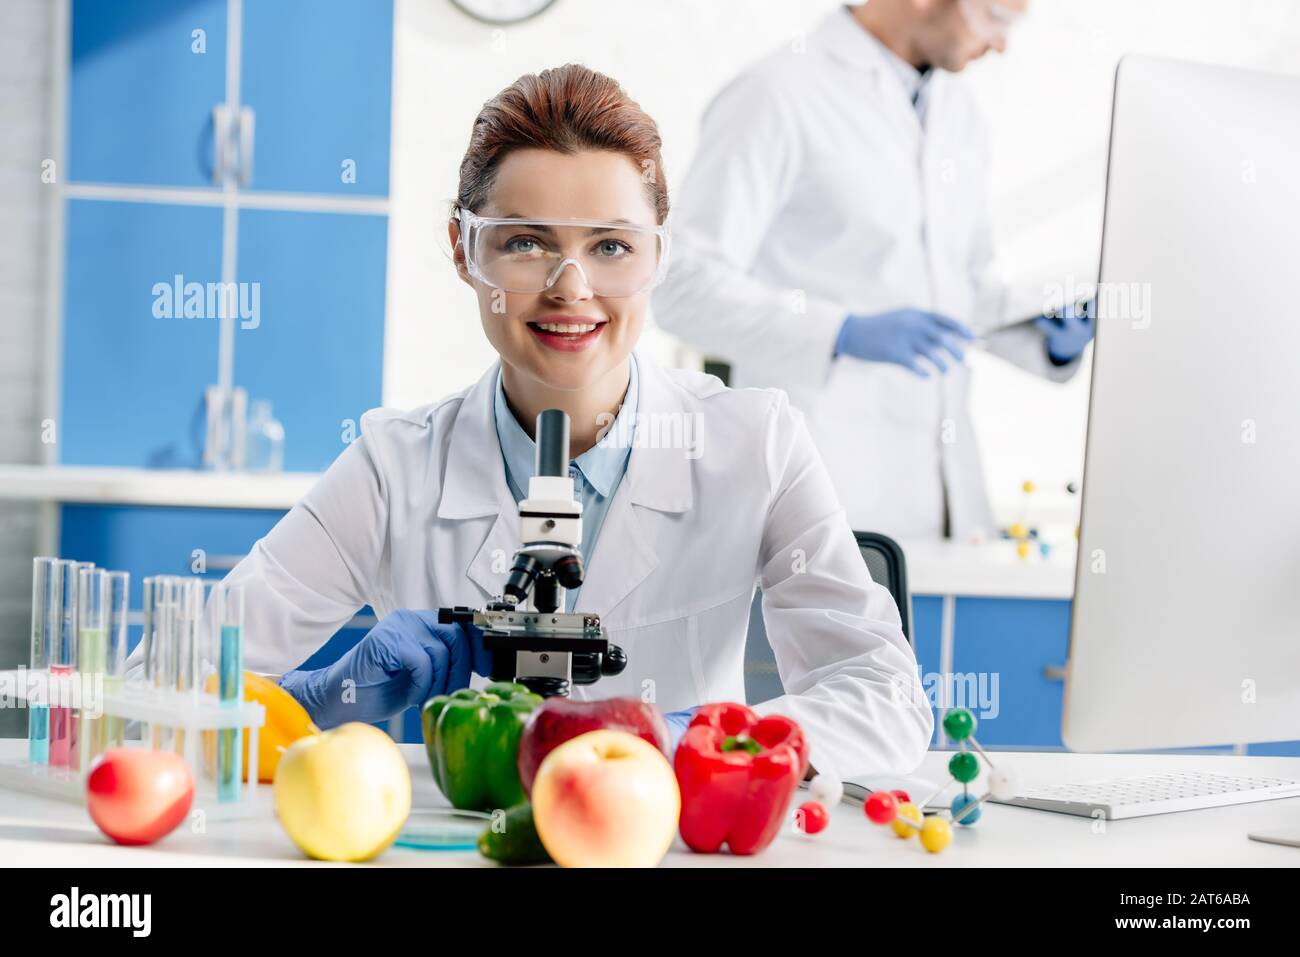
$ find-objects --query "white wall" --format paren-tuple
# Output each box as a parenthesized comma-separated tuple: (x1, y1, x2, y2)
(0, 0, 54, 734)
(387, 0, 1300, 515)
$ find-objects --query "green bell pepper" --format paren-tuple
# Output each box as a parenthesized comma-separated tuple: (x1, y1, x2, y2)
(422, 681, 542, 812)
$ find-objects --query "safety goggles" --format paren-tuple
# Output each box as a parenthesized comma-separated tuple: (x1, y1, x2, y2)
(958, 0, 1024, 43)
(456, 209, 670, 298)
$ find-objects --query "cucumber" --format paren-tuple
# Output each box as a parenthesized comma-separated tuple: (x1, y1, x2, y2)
(478, 802, 552, 866)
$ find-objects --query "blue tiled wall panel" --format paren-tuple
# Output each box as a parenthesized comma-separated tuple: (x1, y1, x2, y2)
(233, 208, 387, 471)
(70, 0, 228, 187)
(950, 597, 1072, 748)
(61, 200, 223, 468)
(240, 0, 394, 196)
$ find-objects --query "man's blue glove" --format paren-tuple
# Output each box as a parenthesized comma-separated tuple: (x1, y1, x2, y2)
(279, 610, 492, 729)
(834, 309, 975, 377)
(663, 707, 699, 754)
(1035, 298, 1095, 364)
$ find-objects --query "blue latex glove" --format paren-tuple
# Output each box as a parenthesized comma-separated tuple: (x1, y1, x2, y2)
(834, 309, 975, 378)
(279, 610, 492, 729)
(663, 707, 699, 754)
(1035, 298, 1095, 364)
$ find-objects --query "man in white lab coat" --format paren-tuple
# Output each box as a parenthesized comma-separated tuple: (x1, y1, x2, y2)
(653, 0, 1094, 541)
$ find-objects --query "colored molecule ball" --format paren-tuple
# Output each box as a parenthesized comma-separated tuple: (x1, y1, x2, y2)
(796, 801, 830, 835)
(950, 792, 983, 826)
(864, 791, 898, 824)
(943, 708, 976, 741)
(892, 789, 910, 803)
(809, 773, 844, 808)
(919, 816, 953, 853)
(1022, 480, 1035, 494)
(1009, 522, 1028, 539)
(1016, 541, 1031, 559)
(891, 802, 922, 838)
(949, 750, 980, 784)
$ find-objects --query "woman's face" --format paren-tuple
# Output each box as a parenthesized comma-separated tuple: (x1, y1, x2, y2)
(451, 148, 657, 394)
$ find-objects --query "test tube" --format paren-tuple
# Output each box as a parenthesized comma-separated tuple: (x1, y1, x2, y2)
(214, 583, 244, 801)
(103, 571, 130, 749)
(48, 559, 78, 769)
(172, 578, 203, 757)
(149, 577, 177, 751)
(77, 567, 109, 771)
(27, 557, 57, 765)
(139, 577, 154, 745)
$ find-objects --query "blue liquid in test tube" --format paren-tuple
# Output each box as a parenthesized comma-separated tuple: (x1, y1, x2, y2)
(27, 557, 57, 765)
(216, 584, 244, 801)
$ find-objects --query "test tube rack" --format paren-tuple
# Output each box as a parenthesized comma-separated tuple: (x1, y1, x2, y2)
(0, 669, 267, 822)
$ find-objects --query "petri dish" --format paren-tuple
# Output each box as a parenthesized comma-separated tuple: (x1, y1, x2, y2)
(394, 808, 492, 851)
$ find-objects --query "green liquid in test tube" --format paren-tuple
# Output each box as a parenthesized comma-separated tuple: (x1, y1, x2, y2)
(78, 567, 109, 772)
(217, 584, 244, 802)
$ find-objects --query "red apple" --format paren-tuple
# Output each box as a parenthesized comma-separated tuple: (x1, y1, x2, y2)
(85, 748, 194, 846)
(531, 730, 680, 867)
(518, 696, 670, 795)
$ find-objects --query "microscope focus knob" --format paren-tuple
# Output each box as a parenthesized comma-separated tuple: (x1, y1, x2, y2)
(601, 643, 628, 677)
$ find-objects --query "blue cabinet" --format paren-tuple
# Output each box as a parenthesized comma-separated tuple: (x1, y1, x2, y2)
(70, 0, 228, 188)
(61, 200, 223, 467)
(62, 0, 394, 473)
(240, 0, 394, 196)
(60, 504, 368, 674)
(949, 598, 1071, 748)
(234, 209, 387, 470)
(912, 596, 943, 747)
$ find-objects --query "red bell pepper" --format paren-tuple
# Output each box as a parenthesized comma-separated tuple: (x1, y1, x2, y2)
(674, 702, 810, 855)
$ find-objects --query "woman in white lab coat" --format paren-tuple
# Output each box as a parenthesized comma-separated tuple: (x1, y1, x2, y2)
(212, 64, 932, 779)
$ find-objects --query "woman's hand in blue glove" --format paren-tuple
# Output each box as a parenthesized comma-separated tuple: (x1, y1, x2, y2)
(663, 707, 700, 754)
(278, 610, 492, 729)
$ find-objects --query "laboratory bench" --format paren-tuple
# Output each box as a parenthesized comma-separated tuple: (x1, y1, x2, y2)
(4, 462, 1297, 755)
(1, 741, 1297, 867)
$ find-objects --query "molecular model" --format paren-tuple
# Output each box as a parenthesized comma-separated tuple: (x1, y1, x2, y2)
(862, 708, 1018, 854)
(1003, 480, 1080, 560)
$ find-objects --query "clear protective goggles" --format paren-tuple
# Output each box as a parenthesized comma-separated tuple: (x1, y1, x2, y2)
(957, 0, 1024, 43)
(456, 208, 671, 298)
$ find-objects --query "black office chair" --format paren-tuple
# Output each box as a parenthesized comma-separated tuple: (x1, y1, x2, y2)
(743, 530, 912, 704)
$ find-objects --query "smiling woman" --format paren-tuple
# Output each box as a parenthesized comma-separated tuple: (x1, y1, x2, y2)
(165, 63, 934, 781)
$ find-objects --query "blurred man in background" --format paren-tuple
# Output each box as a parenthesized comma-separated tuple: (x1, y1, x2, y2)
(654, 0, 1093, 541)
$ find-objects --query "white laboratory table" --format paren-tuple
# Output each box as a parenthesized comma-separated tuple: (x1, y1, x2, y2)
(1, 741, 1297, 867)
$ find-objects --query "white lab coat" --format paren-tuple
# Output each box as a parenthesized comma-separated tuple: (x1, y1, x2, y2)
(191, 355, 932, 778)
(652, 6, 1080, 541)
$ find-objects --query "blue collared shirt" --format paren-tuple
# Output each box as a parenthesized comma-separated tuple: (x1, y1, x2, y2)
(493, 355, 639, 612)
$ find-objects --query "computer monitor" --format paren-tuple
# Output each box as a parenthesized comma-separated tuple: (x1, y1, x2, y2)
(1063, 55, 1300, 756)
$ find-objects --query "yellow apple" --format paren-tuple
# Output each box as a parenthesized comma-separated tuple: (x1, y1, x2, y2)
(531, 729, 680, 868)
(273, 722, 411, 862)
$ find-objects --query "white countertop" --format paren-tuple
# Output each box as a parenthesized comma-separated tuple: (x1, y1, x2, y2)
(902, 539, 1076, 599)
(0, 464, 316, 510)
(0, 742, 1296, 867)
(0, 465, 1076, 599)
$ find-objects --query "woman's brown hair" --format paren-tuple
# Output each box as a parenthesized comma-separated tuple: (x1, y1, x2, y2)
(456, 63, 669, 223)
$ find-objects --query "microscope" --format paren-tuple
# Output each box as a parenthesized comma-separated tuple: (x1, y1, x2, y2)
(438, 409, 627, 697)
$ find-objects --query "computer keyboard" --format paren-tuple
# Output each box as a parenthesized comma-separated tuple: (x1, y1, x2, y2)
(989, 770, 1300, 820)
